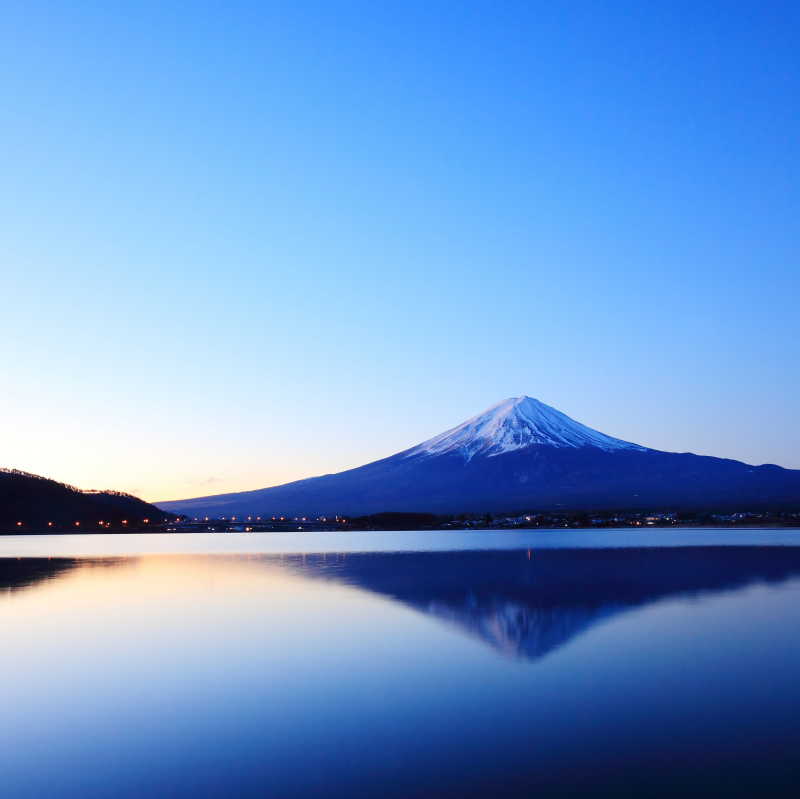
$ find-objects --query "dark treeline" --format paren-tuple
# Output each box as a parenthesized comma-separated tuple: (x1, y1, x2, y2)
(347, 512, 444, 530)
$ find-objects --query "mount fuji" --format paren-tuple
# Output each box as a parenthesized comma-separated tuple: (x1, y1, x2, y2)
(158, 396, 800, 517)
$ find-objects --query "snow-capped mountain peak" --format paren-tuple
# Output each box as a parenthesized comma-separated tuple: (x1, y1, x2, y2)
(406, 396, 645, 461)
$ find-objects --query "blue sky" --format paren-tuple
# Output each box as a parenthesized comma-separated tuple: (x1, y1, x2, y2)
(2, 1, 798, 500)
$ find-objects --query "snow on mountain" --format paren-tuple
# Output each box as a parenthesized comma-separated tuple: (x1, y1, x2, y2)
(405, 396, 646, 461)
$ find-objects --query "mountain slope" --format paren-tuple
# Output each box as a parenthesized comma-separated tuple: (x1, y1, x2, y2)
(157, 396, 800, 517)
(1, 468, 169, 530)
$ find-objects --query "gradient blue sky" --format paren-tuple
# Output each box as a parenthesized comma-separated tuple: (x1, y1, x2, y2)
(3, 1, 798, 501)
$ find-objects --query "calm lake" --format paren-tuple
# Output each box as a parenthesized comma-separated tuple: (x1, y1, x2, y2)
(2, 529, 799, 797)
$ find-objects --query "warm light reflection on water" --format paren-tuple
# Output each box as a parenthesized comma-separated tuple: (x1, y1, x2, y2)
(2, 532, 800, 797)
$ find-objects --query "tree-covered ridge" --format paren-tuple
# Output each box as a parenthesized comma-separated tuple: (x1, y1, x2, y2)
(0, 468, 169, 531)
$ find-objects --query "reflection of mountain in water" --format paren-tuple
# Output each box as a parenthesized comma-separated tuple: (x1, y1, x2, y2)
(283, 547, 800, 660)
(0, 558, 79, 593)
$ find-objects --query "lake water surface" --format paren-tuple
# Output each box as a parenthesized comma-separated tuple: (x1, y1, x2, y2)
(2, 529, 799, 797)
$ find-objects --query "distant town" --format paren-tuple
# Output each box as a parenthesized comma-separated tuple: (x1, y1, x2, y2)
(160, 508, 800, 533)
(6, 507, 800, 535)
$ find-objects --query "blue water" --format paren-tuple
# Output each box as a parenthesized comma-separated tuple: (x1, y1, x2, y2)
(1, 529, 799, 797)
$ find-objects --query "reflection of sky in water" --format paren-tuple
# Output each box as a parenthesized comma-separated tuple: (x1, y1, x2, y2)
(2, 538, 800, 797)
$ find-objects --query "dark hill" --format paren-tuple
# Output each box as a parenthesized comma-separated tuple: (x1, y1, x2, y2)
(1, 468, 169, 532)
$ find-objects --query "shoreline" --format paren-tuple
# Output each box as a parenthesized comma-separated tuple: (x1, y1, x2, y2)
(3, 523, 800, 537)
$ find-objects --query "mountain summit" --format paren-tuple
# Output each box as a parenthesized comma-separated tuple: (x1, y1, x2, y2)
(158, 397, 800, 517)
(405, 396, 644, 461)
